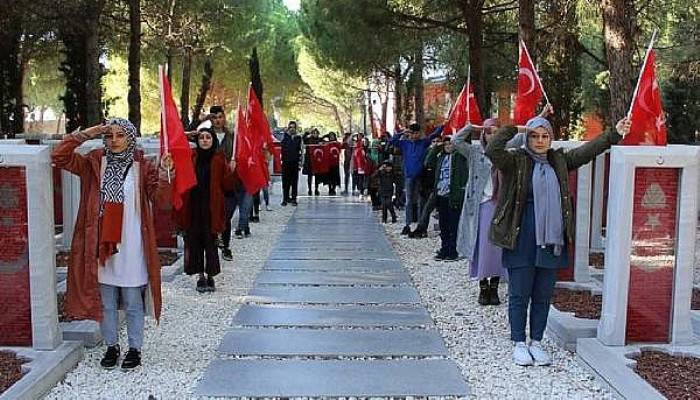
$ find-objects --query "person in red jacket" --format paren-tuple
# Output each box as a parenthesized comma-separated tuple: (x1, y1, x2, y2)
(176, 128, 237, 292)
(52, 118, 172, 371)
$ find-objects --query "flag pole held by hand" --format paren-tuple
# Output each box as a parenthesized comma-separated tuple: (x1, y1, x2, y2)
(627, 29, 658, 119)
(158, 65, 171, 184)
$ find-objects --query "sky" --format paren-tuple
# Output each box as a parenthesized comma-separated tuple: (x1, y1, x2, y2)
(283, 0, 300, 11)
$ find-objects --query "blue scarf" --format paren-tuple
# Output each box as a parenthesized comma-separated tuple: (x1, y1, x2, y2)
(524, 117, 564, 256)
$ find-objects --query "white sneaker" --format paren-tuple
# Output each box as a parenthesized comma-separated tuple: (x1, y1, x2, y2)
(513, 342, 534, 366)
(265, 206, 272, 211)
(528, 341, 552, 366)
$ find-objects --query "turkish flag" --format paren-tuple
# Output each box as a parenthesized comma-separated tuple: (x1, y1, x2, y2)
(309, 144, 329, 175)
(352, 139, 369, 174)
(514, 41, 545, 125)
(445, 83, 484, 136)
(159, 66, 196, 211)
(235, 100, 267, 194)
(622, 50, 667, 146)
(326, 142, 342, 166)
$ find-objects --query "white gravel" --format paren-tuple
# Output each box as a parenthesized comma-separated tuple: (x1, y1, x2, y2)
(380, 210, 613, 400)
(46, 183, 295, 400)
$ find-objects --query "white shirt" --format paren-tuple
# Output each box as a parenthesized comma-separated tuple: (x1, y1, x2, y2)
(98, 167, 149, 287)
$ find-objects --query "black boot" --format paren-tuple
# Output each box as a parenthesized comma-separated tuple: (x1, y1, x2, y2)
(489, 277, 501, 305)
(478, 279, 490, 306)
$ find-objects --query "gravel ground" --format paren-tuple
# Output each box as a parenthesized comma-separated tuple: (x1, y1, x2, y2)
(380, 211, 612, 400)
(46, 185, 294, 400)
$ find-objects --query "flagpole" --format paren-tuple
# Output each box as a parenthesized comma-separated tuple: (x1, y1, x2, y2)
(521, 39, 550, 106)
(627, 29, 658, 119)
(158, 65, 171, 183)
(466, 64, 471, 125)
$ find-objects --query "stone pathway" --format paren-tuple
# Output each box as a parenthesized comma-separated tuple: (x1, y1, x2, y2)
(196, 197, 470, 397)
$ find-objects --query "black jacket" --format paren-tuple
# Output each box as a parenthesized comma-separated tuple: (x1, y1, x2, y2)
(281, 133, 302, 165)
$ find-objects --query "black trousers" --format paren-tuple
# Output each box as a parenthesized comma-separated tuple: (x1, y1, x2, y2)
(381, 195, 396, 221)
(417, 191, 437, 230)
(183, 232, 220, 276)
(282, 163, 299, 202)
(436, 195, 460, 257)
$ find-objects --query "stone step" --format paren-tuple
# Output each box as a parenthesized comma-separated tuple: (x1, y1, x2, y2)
(255, 270, 410, 286)
(247, 286, 421, 304)
(195, 359, 469, 397)
(233, 304, 433, 327)
(218, 328, 448, 356)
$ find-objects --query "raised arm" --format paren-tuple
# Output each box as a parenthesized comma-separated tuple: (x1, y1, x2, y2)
(52, 125, 104, 176)
(453, 125, 477, 158)
(390, 130, 404, 147)
(565, 121, 625, 170)
(485, 126, 519, 171)
(427, 125, 444, 142)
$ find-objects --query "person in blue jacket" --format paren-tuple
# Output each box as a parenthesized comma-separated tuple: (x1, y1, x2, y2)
(391, 123, 443, 235)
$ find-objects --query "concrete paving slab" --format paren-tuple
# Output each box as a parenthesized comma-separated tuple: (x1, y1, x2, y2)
(263, 259, 404, 271)
(218, 328, 448, 356)
(269, 249, 395, 260)
(233, 304, 433, 327)
(247, 286, 421, 304)
(195, 359, 469, 397)
(255, 271, 410, 285)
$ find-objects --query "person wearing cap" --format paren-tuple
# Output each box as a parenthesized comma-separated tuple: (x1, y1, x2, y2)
(454, 118, 507, 306)
(485, 105, 630, 367)
(390, 123, 443, 235)
(423, 134, 469, 261)
(52, 118, 173, 371)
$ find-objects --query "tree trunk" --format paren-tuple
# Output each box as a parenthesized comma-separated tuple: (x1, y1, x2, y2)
(192, 57, 213, 123)
(127, 0, 141, 133)
(83, 3, 104, 127)
(601, 0, 636, 123)
(249, 47, 263, 106)
(462, 1, 486, 114)
(180, 50, 192, 128)
(519, 0, 536, 63)
(166, 48, 174, 83)
(332, 105, 344, 134)
(413, 46, 425, 127)
(393, 63, 403, 128)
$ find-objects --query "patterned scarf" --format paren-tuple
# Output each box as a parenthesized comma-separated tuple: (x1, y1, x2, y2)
(99, 118, 137, 265)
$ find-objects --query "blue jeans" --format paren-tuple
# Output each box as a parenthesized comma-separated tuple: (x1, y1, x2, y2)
(100, 284, 146, 350)
(223, 187, 254, 246)
(404, 176, 421, 225)
(507, 267, 557, 342)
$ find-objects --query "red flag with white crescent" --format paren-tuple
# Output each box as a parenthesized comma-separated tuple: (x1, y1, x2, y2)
(514, 41, 545, 125)
(444, 84, 468, 135)
(622, 49, 667, 145)
(158, 66, 196, 210)
(236, 91, 268, 194)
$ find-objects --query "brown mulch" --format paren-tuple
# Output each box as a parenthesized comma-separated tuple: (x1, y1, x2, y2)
(632, 350, 700, 400)
(159, 250, 180, 266)
(589, 252, 604, 269)
(56, 250, 70, 268)
(56, 250, 179, 268)
(0, 351, 27, 395)
(551, 288, 602, 319)
(692, 288, 700, 310)
(57, 292, 72, 322)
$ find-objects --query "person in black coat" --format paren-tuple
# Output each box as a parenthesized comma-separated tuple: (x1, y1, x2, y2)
(281, 121, 302, 206)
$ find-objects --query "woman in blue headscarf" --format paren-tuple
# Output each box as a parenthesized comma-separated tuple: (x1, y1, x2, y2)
(485, 105, 630, 367)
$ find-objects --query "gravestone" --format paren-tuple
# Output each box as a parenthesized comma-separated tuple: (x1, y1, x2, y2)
(552, 141, 593, 282)
(598, 145, 699, 345)
(139, 138, 178, 248)
(0, 145, 60, 350)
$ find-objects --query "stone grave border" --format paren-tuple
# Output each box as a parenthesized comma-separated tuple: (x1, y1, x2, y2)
(577, 339, 700, 400)
(546, 281, 602, 352)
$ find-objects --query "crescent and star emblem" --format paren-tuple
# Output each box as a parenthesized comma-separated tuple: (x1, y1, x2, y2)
(519, 67, 536, 96)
